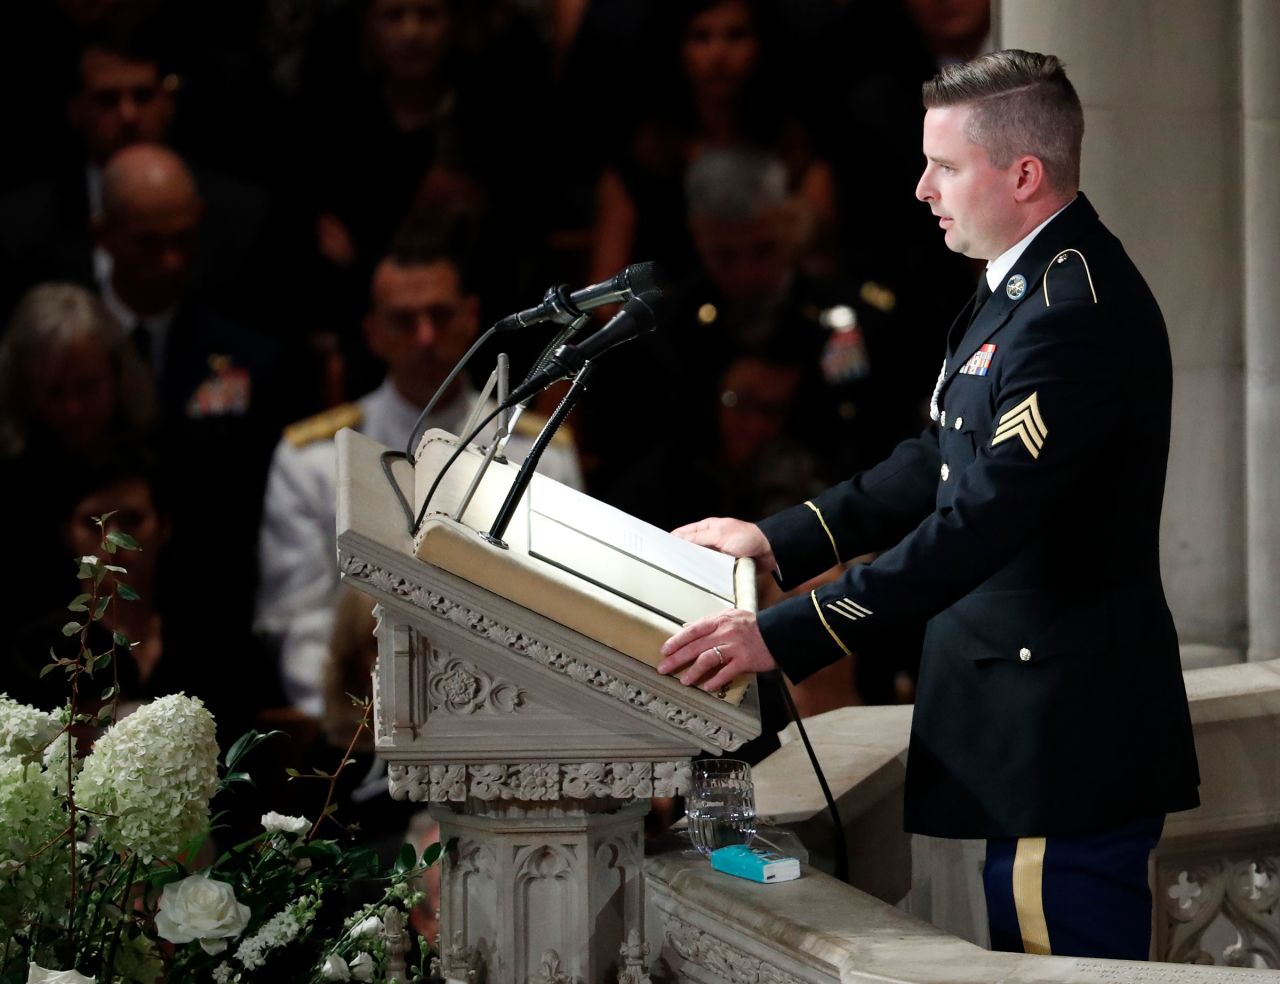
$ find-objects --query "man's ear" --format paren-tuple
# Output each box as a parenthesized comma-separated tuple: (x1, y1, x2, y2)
(1011, 154, 1048, 202)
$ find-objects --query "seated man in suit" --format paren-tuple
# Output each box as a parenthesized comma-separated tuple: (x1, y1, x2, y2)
(95, 142, 291, 635)
(0, 23, 273, 327)
(256, 217, 583, 716)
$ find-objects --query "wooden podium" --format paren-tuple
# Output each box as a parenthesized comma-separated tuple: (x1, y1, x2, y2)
(336, 428, 761, 984)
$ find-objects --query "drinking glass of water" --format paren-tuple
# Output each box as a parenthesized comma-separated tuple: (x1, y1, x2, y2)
(687, 758, 756, 856)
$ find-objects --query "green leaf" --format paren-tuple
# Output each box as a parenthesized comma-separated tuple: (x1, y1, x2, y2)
(101, 685, 117, 701)
(39, 662, 60, 678)
(106, 530, 141, 551)
(94, 652, 112, 671)
(104, 564, 127, 573)
(284, 767, 301, 778)
(97, 712, 114, 727)
(395, 842, 417, 874)
(61, 620, 82, 637)
(116, 583, 140, 601)
(68, 594, 91, 612)
(112, 631, 130, 648)
(421, 841, 444, 868)
(312, 768, 331, 779)
(104, 539, 118, 555)
(94, 596, 111, 619)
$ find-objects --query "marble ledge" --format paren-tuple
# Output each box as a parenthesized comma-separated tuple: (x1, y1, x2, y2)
(1183, 658, 1280, 724)
(753, 704, 911, 825)
(646, 847, 1280, 984)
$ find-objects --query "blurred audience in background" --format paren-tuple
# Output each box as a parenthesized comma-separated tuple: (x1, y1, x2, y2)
(256, 214, 582, 717)
(1, 0, 987, 848)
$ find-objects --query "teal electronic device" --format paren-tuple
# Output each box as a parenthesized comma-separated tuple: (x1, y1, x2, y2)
(709, 845, 801, 883)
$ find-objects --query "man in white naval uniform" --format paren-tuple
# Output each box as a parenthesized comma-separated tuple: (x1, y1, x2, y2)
(257, 233, 583, 715)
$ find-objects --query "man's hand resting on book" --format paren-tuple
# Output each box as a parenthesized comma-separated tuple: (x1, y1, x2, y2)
(661, 517, 779, 690)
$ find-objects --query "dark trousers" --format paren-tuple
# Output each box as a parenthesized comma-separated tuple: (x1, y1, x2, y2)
(983, 815, 1165, 960)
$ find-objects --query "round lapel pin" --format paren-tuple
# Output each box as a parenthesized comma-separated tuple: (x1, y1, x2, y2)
(1006, 273, 1027, 300)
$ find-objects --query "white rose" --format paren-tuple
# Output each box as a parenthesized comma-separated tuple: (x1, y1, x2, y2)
(320, 954, 351, 981)
(349, 951, 375, 982)
(154, 874, 251, 955)
(261, 812, 310, 835)
(352, 915, 382, 938)
(27, 964, 96, 984)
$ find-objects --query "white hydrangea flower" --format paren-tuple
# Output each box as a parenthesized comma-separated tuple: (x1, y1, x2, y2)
(0, 752, 63, 859)
(349, 951, 374, 982)
(261, 812, 309, 835)
(320, 954, 351, 981)
(0, 695, 62, 764)
(75, 694, 218, 862)
(210, 963, 235, 984)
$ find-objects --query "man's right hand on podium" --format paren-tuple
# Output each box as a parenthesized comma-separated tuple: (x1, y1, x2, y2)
(671, 517, 776, 576)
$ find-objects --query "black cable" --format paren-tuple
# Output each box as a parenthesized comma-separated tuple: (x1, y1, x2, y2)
(411, 403, 506, 535)
(403, 324, 499, 462)
(773, 671, 850, 883)
(380, 449, 415, 533)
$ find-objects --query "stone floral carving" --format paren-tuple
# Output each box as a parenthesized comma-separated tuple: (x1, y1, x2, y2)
(387, 761, 689, 802)
(665, 917, 805, 984)
(1160, 857, 1280, 967)
(432, 930, 484, 983)
(618, 929, 651, 984)
(529, 949, 577, 984)
(427, 651, 527, 715)
(339, 551, 745, 750)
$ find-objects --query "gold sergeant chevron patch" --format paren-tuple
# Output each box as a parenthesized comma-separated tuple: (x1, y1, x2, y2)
(992, 392, 1048, 459)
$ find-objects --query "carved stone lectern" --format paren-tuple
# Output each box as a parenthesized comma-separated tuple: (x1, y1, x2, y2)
(335, 428, 761, 984)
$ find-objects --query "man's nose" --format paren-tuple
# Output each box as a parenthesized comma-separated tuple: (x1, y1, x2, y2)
(117, 94, 140, 125)
(413, 314, 438, 347)
(915, 167, 935, 203)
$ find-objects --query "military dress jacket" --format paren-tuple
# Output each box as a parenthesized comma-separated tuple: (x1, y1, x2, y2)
(755, 194, 1200, 839)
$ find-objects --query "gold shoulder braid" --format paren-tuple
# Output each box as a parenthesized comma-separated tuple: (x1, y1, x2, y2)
(283, 403, 364, 448)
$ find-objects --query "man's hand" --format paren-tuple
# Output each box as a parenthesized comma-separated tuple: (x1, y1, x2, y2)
(658, 608, 778, 691)
(671, 517, 776, 573)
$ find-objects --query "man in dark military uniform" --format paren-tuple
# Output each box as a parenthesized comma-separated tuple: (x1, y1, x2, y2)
(658, 50, 1199, 961)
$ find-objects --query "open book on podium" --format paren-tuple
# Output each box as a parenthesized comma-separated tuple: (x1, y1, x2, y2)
(405, 429, 757, 707)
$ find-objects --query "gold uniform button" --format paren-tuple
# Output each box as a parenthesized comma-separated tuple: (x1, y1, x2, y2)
(940, 463, 950, 481)
(954, 416, 964, 430)
(1019, 647, 1032, 662)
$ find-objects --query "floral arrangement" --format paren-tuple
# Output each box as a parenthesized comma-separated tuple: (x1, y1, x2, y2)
(0, 517, 444, 983)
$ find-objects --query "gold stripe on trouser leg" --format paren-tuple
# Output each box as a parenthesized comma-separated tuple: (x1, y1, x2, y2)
(1012, 837, 1052, 955)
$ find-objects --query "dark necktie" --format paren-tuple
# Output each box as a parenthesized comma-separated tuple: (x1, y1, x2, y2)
(969, 274, 992, 327)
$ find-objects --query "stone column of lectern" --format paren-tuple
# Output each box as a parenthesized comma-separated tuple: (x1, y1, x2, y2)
(335, 427, 761, 984)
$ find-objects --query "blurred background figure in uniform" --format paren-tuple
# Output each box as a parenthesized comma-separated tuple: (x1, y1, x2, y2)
(256, 214, 583, 717)
(587, 147, 928, 506)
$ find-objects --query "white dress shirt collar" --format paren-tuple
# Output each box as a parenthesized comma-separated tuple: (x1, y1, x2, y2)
(985, 196, 1075, 294)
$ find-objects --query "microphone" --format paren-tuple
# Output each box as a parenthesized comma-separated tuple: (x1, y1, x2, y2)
(503, 291, 664, 406)
(494, 262, 665, 332)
